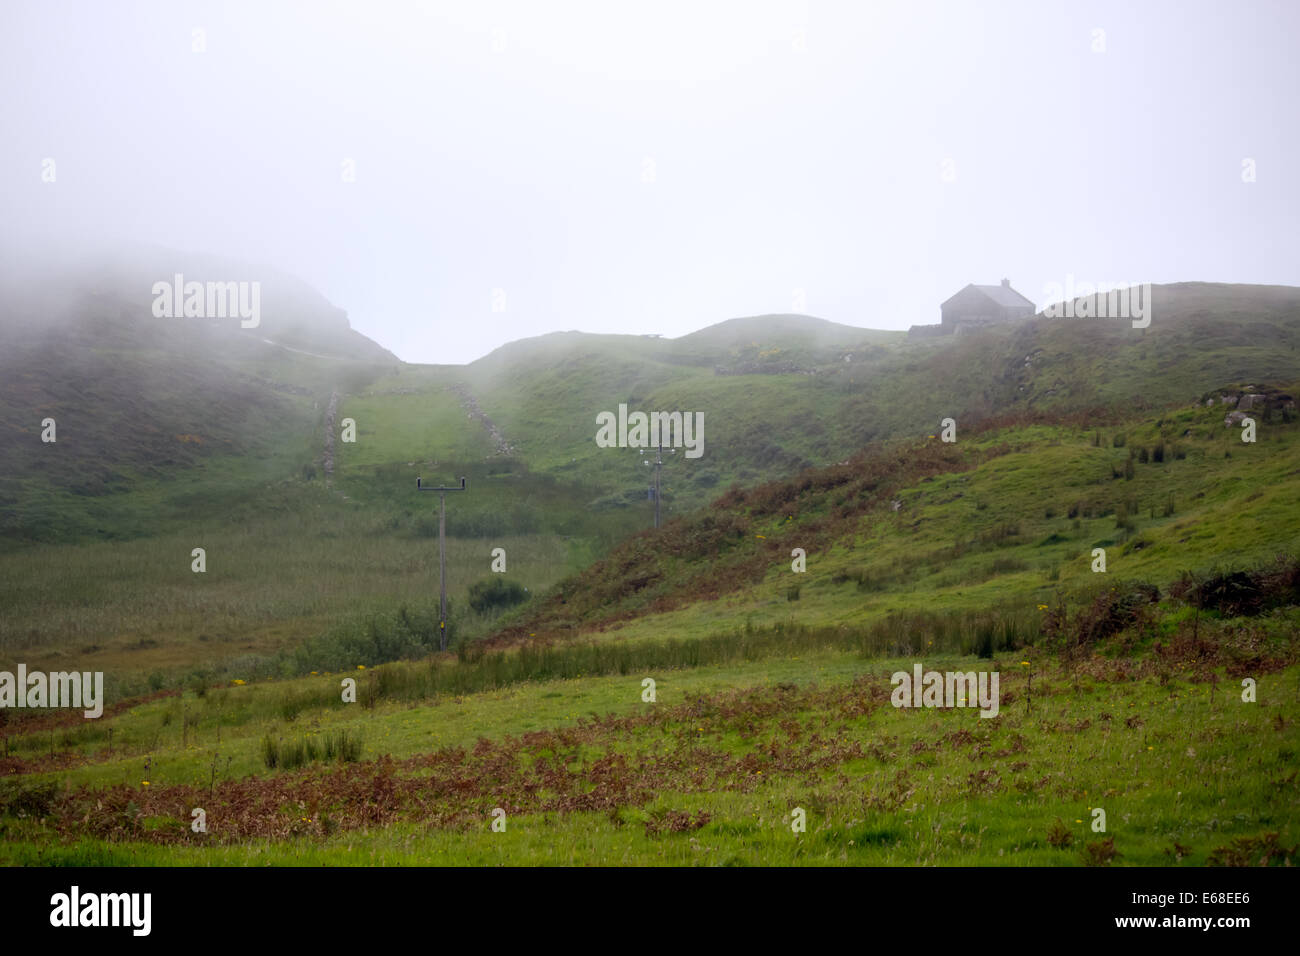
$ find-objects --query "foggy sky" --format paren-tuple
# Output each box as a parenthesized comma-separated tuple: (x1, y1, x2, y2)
(3, 0, 1297, 364)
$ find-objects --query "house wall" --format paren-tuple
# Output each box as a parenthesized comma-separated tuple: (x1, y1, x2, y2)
(940, 287, 1033, 329)
(940, 286, 1000, 327)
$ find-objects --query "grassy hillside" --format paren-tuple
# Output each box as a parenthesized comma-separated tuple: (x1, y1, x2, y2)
(2, 277, 1298, 867)
(2, 392, 1296, 866)
(7, 281, 1297, 549)
(496, 390, 1299, 645)
(446, 283, 1300, 517)
(3, 280, 1298, 686)
(0, 246, 396, 545)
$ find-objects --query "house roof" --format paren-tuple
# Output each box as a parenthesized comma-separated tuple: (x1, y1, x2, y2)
(942, 282, 1036, 310)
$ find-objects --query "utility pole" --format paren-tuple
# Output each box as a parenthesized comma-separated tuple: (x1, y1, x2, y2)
(416, 475, 467, 651)
(641, 445, 675, 529)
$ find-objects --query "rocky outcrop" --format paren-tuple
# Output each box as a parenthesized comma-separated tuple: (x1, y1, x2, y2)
(1205, 384, 1294, 419)
(451, 383, 515, 457)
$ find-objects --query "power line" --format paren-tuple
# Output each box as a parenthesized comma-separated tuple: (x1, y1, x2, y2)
(416, 475, 467, 651)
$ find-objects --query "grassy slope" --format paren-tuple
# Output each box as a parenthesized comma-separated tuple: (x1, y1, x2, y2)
(4, 284, 1297, 670)
(2, 283, 1299, 866)
(3, 398, 1297, 865)
(446, 284, 1300, 515)
(496, 396, 1300, 646)
(0, 275, 394, 545)
(4, 651, 1296, 866)
(6, 281, 1297, 544)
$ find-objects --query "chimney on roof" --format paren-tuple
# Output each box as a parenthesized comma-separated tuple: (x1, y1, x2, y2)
(1001, 278, 1010, 288)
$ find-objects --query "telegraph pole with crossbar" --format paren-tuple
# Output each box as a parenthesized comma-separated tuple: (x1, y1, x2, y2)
(641, 445, 674, 529)
(416, 475, 467, 651)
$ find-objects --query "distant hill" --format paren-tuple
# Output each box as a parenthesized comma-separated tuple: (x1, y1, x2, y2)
(428, 283, 1300, 510)
(0, 240, 397, 362)
(3, 271, 1299, 550)
(0, 242, 396, 543)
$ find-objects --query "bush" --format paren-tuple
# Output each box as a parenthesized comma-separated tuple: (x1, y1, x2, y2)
(262, 735, 280, 769)
(1114, 501, 1136, 532)
(1047, 582, 1160, 650)
(292, 604, 444, 672)
(0, 780, 58, 818)
(1206, 831, 1297, 867)
(263, 731, 362, 770)
(279, 694, 304, 723)
(1047, 818, 1074, 849)
(1175, 556, 1300, 616)
(1082, 837, 1120, 866)
(280, 740, 307, 769)
(467, 577, 529, 614)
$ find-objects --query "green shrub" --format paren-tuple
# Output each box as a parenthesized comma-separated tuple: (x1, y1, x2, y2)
(467, 577, 529, 614)
(262, 735, 279, 769)
(0, 780, 59, 818)
(291, 604, 444, 673)
(263, 731, 362, 770)
(280, 740, 307, 769)
(1174, 555, 1300, 616)
(1047, 818, 1074, 849)
(324, 730, 362, 763)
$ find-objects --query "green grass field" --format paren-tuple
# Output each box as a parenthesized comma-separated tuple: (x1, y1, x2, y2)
(3, 644, 1296, 865)
(2, 283, 1299, 866)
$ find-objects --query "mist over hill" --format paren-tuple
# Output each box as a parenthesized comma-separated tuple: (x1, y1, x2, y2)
(3, 262, 1299, 876)
(3, 254, 1299, 547)
(0, 238, 397, 361)
(0, 242, 396, 542)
